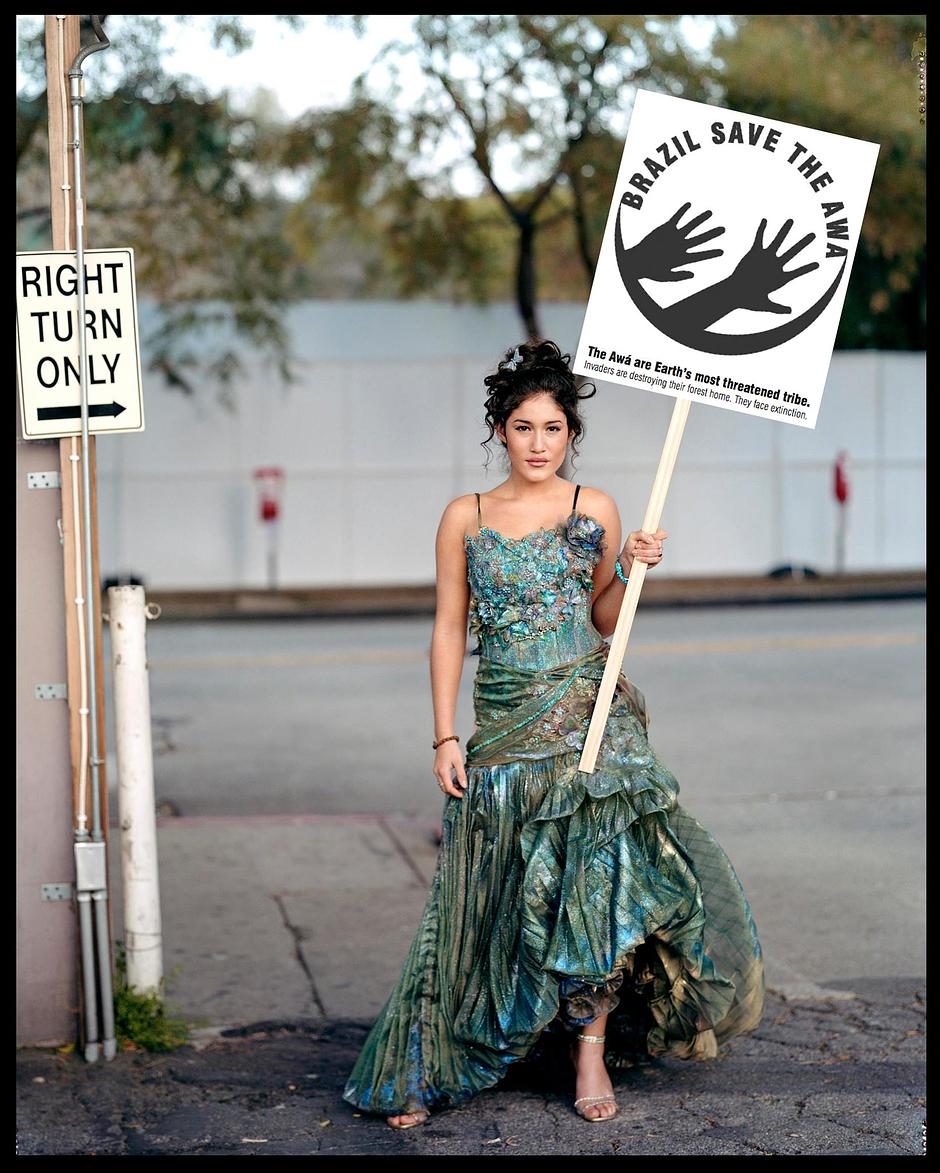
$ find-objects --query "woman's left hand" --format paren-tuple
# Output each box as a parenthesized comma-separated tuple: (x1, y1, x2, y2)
(623, 529, 668, 571)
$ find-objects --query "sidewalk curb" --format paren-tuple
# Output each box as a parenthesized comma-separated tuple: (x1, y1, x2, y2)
(129, 572, 924, 622)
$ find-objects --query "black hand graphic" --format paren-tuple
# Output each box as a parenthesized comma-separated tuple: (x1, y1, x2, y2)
(620, 200, 725, 282)
(725, 218, 820, 315)
(615, 200, 847, 355)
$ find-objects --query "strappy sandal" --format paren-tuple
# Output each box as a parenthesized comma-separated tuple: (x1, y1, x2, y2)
(570, 1032, 619, 1122)
(386, 1110, 430, 1130)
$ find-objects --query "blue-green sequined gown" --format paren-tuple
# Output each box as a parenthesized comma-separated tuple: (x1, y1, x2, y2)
(342, 484, 765, 1118)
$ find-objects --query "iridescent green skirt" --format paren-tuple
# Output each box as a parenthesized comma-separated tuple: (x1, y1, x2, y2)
(342, 641, 765, 1117)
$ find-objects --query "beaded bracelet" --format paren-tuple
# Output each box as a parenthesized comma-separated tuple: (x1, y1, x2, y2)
(615, 558, 630, 585)
(433, 733, 460, 750)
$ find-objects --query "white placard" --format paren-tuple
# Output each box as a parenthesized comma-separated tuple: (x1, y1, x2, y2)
(574, 90, 880, 429)
(16, 247, 145, 439)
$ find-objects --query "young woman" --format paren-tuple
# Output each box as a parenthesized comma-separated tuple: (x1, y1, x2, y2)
(342, 339, 765, 1128)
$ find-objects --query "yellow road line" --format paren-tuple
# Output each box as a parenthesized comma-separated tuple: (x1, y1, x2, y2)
(149, 631, 924, 671)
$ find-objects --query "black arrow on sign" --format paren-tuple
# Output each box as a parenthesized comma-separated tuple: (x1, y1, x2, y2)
(38, 401, 127, 420)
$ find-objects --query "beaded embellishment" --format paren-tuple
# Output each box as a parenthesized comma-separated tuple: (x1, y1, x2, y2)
(465, 510, 607, 646)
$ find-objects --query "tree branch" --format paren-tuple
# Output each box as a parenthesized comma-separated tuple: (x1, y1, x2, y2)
(428, 64, 521, 224)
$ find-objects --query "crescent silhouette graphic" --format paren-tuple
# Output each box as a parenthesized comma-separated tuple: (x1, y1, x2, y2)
(615, 210, 846, 356)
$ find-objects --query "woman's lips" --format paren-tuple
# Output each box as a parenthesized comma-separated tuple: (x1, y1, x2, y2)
(527, 459, 547, 465)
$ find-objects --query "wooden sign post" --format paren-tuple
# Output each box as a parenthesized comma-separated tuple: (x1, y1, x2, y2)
(579, 398, 689, 773)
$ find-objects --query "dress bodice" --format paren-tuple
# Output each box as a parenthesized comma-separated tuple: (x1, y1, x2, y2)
(464, 494, 609, 671)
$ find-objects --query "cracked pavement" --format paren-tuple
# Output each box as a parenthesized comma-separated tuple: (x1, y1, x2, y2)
(16, 978, 925, 1156)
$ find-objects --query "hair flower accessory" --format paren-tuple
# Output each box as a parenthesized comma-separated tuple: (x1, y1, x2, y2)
(504, 347, 523, 371)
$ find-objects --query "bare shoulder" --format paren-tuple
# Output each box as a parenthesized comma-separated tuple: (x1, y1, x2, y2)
(438, 493, 478, 541)
(576, 485, 620, 530)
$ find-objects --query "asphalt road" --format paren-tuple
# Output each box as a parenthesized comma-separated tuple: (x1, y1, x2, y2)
(101, 599, 926, 985)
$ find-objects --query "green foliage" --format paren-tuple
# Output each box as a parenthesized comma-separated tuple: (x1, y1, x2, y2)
(112, 940, 193, 1053)
(16, 15, 305, 408)
(299, 16, 710, 335)
(309, 15, 924, 345)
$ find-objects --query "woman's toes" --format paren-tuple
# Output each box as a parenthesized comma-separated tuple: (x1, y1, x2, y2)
(387, 1110, 428, 1128)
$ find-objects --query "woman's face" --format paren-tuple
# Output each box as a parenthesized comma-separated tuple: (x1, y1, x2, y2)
(496, 393, 572, 479)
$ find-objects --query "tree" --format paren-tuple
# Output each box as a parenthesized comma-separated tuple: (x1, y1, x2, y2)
(299, 14, 924, 347)
(16, 15, 305, 407)
(292, 15, 717, 339)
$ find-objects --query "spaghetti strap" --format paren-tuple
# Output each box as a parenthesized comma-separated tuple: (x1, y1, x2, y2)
(475, 492, 482, 534)
(572, 483, 581, 513)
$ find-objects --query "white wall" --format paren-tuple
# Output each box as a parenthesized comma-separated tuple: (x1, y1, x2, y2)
(96, 302, 926, 588)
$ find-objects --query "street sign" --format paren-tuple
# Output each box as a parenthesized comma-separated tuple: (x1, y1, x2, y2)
(16, 247, 145, 439)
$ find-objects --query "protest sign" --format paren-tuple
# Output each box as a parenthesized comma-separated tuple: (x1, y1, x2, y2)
(574, 89, 880, 430)
(573, 91, 879, 772)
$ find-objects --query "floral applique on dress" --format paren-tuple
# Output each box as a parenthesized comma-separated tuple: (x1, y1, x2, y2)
(465, 510, 608, 651)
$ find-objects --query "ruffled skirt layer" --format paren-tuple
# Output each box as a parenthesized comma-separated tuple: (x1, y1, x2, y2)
(342, 643, 764, 1117)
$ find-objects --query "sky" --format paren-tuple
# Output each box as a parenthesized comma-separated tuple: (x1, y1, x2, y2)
(166, 15, 425, 119)
(16, 15, 404, 109)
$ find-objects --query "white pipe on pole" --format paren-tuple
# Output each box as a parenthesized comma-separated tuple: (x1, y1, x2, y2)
(67, 18, 116, 1063)
(108, 586, 164, 995)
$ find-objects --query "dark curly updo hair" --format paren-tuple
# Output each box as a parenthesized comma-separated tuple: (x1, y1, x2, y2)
(481, 338, 596, 470)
